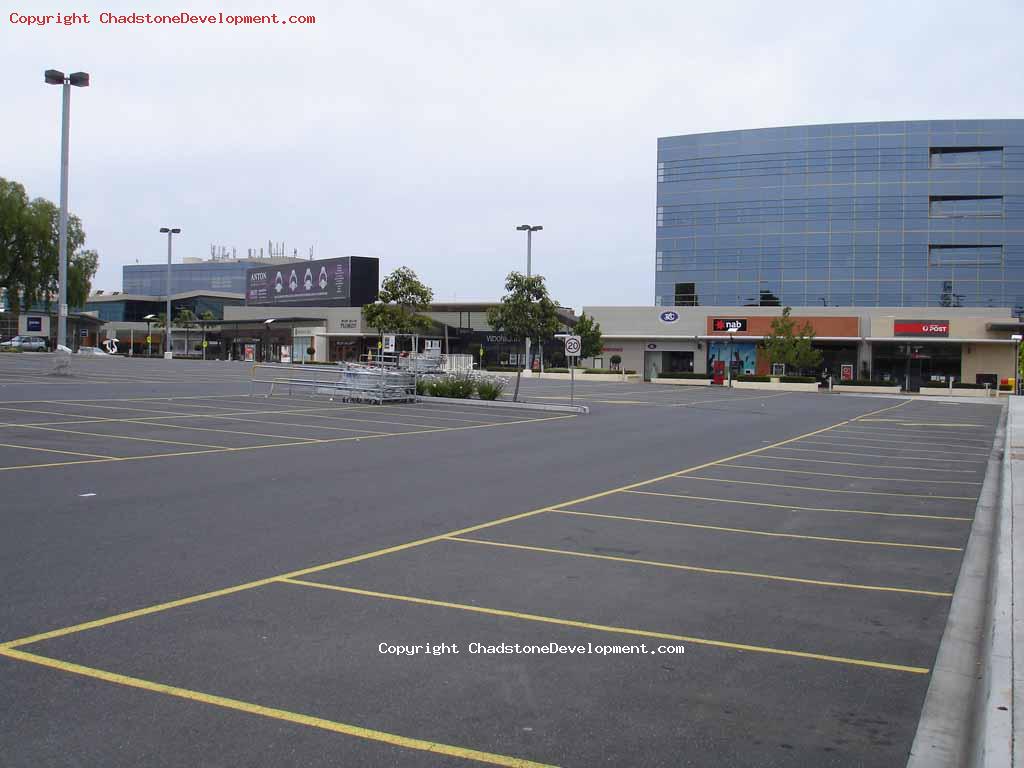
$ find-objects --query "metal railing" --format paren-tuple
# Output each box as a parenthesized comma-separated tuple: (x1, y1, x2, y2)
(250, 362, 416, 404)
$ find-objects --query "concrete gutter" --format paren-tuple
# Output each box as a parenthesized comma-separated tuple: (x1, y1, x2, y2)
(416, 395, 588, 415)
(907, 405, 1008, 767)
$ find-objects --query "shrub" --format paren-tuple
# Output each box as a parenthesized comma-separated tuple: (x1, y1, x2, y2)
(657, 372, 711, 379)
(999, 383, 1013, 392)
(545, 367, 570, 373)
(779, 375, 817, 383)
(736, 375, 770, 382)
(427, 378, 452, 397)
(582, 368, 636, 374)
(475, 379, 506, 401)
(838, 379, 899, 387)
(610, 354, 622, 368)
(427, 375, 475, 398)
(485, 366, 520, 372)
(415, 378, 428, 396)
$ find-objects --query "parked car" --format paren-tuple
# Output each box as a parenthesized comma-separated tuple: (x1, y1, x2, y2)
(0, 335, 49, 352)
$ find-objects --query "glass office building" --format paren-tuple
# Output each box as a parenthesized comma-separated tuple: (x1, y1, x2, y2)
(655, 120, 1024, 311)
(123, 261, 260, 296)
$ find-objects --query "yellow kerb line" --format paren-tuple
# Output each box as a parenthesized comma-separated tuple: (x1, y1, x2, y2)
(278, 578, 930, 675)
(443, 536, 953, 597)
(550, 508, 962, 551)
(0, 648, 555, 768)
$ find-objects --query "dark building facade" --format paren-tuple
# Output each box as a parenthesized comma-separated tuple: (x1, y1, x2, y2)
(655, 120, 1024, 311)
(244, 256, 379, 308)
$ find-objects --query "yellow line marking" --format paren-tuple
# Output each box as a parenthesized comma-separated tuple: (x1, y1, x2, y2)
(624, 490, 972, 522)
(0, 413, 574, 474)
(669, 474, 977, 501)
(837, 427, 993, 446)
(812, 434, 992, 453)
(748, 452, 981, 474)
(792, 438, 989, 457)
(0, 648, 553, 768)
(718, 463, 982, 485)
(767, 445, 986, 464)
(11, 423, 231, 450)
(279, 579, 930, 674)
(0, 400, 905, 647)
(859, 419, 987, 427)
(444, 536, 953, 597)
(551, 508, 962, 551)
(0, 441, 119, 460)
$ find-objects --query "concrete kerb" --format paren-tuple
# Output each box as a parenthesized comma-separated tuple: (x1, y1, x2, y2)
(907, 404, 1008, 768)
(416, 395, 588, 414)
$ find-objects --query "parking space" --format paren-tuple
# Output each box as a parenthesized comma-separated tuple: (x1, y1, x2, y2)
(0, 395, 571, 472)
(0, 352, 1005, 767)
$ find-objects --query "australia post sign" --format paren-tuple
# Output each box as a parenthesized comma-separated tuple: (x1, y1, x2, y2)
(894, 319, 949, 337)
(246, 257, 351, 307)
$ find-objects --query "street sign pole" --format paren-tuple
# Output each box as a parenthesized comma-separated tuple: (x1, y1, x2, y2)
(563, 335, 582, 408)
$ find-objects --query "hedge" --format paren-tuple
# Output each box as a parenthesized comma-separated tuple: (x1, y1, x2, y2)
(922, 381, 990, 389)
(837, 379, 899, 387)
(582, 368, 637, 374)
(657, 372, 711, 379)
(779, 375, 817, 383)
(736, 375, 770, 382)
(485, 366, 521, 372)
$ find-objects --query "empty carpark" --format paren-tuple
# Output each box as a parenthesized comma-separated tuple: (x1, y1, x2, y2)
(0, 354, 1003, 767)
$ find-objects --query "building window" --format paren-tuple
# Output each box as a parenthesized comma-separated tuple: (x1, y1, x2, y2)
(928, 147, 1003, 168)
(674, 282, 698, 306)
(929, 195, 1003, 217)
(928, 245, 1003, 267)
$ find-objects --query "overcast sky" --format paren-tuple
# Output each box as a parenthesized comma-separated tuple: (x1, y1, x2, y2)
(4, 0, 1022, 309)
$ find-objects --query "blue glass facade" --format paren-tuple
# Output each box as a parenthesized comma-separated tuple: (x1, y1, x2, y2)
(123, 261, 256, 296)
(655, 120, 1024, 311)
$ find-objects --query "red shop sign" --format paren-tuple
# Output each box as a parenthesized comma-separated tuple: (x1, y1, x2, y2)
(894, 320, 949, 337)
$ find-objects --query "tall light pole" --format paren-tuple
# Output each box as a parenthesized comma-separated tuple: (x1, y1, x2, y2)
(516, 224, 542, 370)
(44, 69, 89, 351)
(159, 227, 180, 357)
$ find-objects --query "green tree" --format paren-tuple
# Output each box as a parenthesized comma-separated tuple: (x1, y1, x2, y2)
(486, 272, 560, 401)
(573, 312, 603, 361)
(761, 306, 823, 375)
(0, 178, 97, 312)
(175, 308, 197, 355)
(362, 267, 434, 347)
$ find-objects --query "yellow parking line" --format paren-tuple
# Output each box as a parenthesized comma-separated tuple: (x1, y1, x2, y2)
(769, 445, 986, 464)
(858, 419, 988, 428)
(551, 509, 962, 551)
(0, 441, 119, 460)
(0, 648, 553, 768)
(796, 438, 989, 457)
(745, 453, 980, 474)
(838, 427, 993, 446)
(718, 463, 982, 485)
(669, 475, 976, 501)
(444, 536, 952, 597)
(11, 423, 232, 450)
(279, 578, 930, 674)
(821, 433, 992, 451)
(624, 490, 972, 522)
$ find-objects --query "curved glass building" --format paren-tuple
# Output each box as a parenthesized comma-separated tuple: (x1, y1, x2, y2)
(655, 120, 1024, 311)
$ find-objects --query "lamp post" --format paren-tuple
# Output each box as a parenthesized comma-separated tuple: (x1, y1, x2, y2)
(515, 224, 542, 371)
(1012, 334, 1022, 396)
(44, 69, 89, 352)
(159, 227, 180, 357)
(143, 314, 156, 357)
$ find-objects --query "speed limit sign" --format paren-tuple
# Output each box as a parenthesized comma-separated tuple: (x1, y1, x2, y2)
(564, 335, 582, 356)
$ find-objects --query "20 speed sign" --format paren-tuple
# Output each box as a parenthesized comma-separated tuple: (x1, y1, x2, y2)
(564, 335, 582, 356)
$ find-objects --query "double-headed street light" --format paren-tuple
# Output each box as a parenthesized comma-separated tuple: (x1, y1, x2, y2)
(44, 69, 89, 351)
(516, 224, 543, 370)
(159, 227, 181, 357)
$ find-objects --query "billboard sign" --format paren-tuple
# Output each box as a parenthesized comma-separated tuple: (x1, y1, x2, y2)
(246, 257, 351, 306)
(712, 318, 747, 333)
(26, 316, 42, 332)
(841, 364, 854, 381)
(894, 320, 949, 337)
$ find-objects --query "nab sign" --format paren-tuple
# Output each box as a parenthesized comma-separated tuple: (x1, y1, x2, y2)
(712, 318, 747, 333)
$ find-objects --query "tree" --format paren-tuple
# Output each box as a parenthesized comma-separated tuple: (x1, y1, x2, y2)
(573, 312, 603, 361)
(362, 267, 434, 346)
(175, 308, 197, 355)
(0, 177, 98, 313)
(487, 272, 560, 401)
(761, 306, 822, 375)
